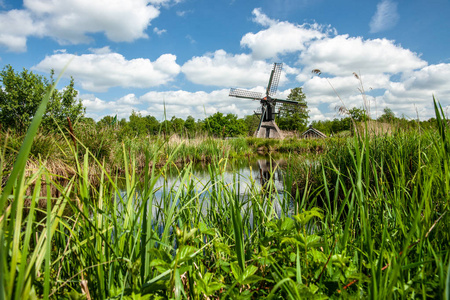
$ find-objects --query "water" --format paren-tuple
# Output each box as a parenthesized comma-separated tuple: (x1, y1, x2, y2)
(153, 157, 287, 199)
(117, 155, 294, 219)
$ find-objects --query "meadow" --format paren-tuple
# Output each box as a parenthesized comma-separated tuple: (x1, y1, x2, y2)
(0, 88, 449, 299)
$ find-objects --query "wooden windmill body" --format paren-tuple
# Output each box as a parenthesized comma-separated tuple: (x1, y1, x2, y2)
(229, 63, 304, 139)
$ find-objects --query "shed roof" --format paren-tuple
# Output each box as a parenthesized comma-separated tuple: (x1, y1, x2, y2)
(301, 126, 327, 138)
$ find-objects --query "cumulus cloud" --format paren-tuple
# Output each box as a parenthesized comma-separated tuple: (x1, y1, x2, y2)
(370, 0, 399, 33)
(241, 8, 333, 59)
(24, 0, 160, 44)
(0, 0, 183, 51)
(181, 50, 294, 88)
(0, 9, 43, 52)
(34, 47, 181, 92)
(382, 63, 450, 115)
(299, 35, 426, 76)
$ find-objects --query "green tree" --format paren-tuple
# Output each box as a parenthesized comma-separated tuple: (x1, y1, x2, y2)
(276, 87, 309, 132)
(128, 110, 147, 136)
(98, 115, 116, 128)
(144, 115, 160, 135)
(44, 71, 85, 128)
(378, 107, 395, 123)
(243, 114, 259, 136)
(184, 115, 197, 138)
(204, 112, 247, 138)
(0, 65, 85, 133)
(348, 107, 368, 122)
(170, 116, 185, 134)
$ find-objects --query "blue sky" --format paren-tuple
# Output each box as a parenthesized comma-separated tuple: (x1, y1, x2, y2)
(1, 0, 449, 122)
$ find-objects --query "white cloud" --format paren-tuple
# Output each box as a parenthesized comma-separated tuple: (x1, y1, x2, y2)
(251, 7, 277, 27)
(0, 10, 43, 52)
(34, 48, 181, 92)
(299, 35, 426, 76)
(0, 0, 184, 51)
(153, 27, 167, 35)
(24, 0, 160, 44)
(181, 50, 293, 88)
(370, 0, 399, 33)
(241, 8, 333, 59)
(381, 63, 450, 116)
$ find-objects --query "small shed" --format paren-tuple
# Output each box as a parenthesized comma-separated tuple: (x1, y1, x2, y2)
(301, 125, 327, 139)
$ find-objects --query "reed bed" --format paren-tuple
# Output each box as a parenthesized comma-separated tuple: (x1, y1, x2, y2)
(0, 88, 449, 299)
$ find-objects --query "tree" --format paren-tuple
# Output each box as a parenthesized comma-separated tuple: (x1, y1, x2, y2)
(144, 115, 160, 135)
(243, 114, 259, 136)
(378, 107, 395, 123)
(204, 112, 247, 138)
(276, 87, 309, 132)
(348, 107, 368, 122)
(0, 65, 85, 133)
(184, 115, 197, 138)
(128, 110, 147, 136)
(44, 71, 85, 129)
(98, 115, 116, 128)
(170, 116, 185, 134)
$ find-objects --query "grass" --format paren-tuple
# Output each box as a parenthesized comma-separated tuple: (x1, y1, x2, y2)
(0, 88, 449, 298)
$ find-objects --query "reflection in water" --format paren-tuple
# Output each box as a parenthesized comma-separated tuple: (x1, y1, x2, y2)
(117, 156, 294, 220)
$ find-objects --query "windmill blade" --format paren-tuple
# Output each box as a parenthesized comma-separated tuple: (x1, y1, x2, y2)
(266, 63, 283, 97)
(229, 88, 263, 100)
(272, 98, 307, 106)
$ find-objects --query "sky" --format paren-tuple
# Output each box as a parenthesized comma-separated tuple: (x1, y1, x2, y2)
(1, 0, 450, 123)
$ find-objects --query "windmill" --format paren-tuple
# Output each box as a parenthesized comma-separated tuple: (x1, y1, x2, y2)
(229, 63, 305, 139)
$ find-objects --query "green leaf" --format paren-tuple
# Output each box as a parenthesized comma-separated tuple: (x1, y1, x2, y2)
(281, 217, 295, 231)
(198, 222, 215, 236)
(176, 245, 197, 263)
(241, 265, 258, 281)
(281, 237, 301, 246)
(294, 208, 324, 225)
(230, 262, 242, 281)
(214, 241, 231, 255)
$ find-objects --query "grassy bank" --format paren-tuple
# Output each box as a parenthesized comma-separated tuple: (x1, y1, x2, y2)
(1, 90, 450, 298)
(0, 125, 328, 183)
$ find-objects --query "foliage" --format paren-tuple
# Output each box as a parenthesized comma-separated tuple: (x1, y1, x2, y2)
(348, 106, 368, 122)
(277, 87, 309, 132)
(378, 107, 395, 123)
(0, 65, 85, 133)
(204, 112, 247, 138)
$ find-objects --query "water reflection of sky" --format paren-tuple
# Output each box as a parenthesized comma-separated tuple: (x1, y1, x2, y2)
(152, 158, 286, 198)
(117, 157, 292, 219)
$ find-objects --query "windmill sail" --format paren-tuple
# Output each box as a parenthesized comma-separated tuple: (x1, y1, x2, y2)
(229, 88, 263, 100)
(266, 63, 282, 97)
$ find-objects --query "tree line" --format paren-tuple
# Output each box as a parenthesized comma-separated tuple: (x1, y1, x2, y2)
(311, 106, 439, 136)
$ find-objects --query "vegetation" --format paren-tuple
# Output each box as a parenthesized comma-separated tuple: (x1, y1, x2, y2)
(276, 87, 309, 132)
(1, 69, 449, 299)
(0, 65, 85, 133)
